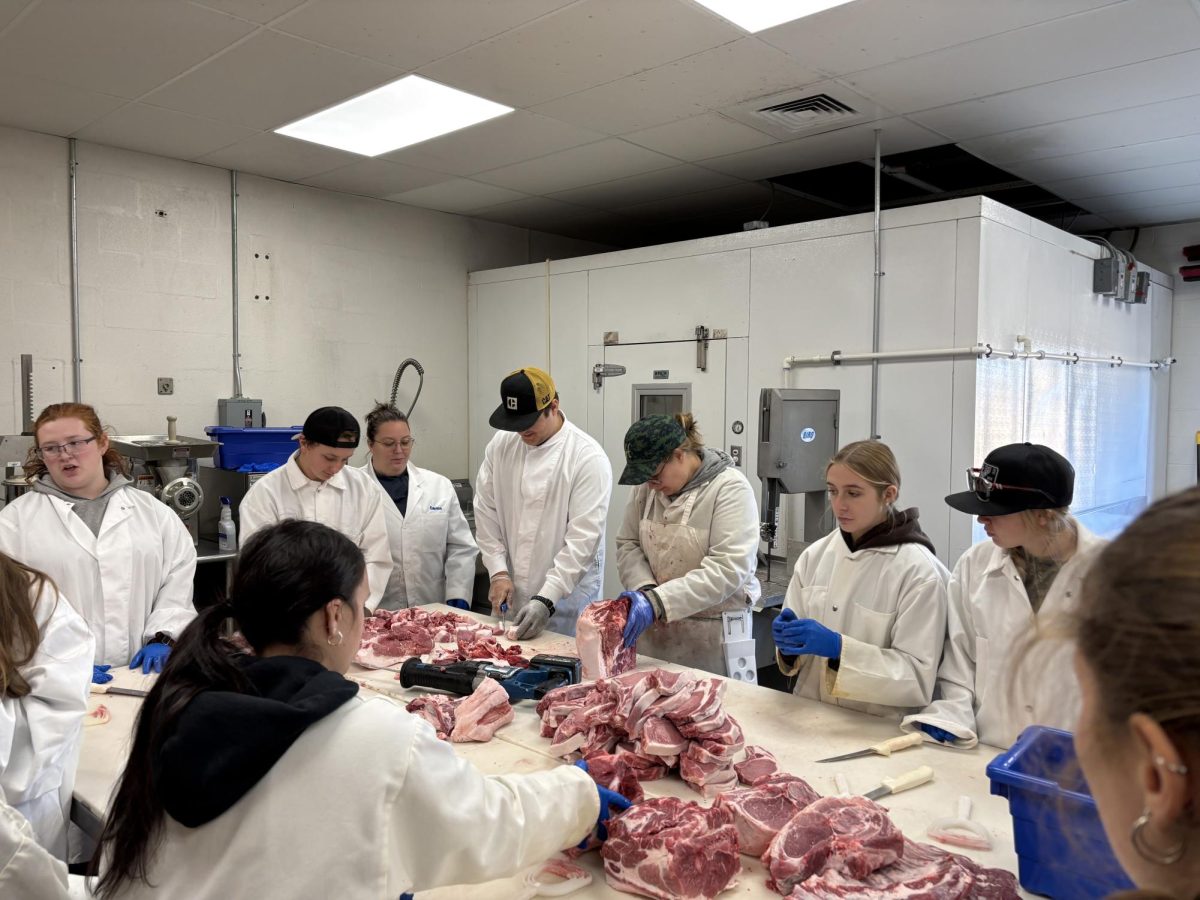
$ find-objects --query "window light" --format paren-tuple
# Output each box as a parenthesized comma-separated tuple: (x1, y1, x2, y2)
(275, 75, 513, 157)
(691, 0, 857, 33)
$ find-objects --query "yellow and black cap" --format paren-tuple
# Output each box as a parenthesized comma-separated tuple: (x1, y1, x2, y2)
(489, 367, 557, 432)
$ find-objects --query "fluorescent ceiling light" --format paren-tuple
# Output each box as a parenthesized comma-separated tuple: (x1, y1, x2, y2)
(275, 75, 512, 157)
(691, 0, 856, 33)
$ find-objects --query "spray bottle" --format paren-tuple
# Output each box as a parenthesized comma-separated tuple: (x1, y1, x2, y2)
(217, 496, 237, 552)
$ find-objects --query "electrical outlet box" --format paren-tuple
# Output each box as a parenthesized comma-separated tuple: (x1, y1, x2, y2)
(157, 377, 174, 395)
(1093, 256, 1123, 297)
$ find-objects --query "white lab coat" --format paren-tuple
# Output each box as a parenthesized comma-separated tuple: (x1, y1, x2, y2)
(0, 581, 93, 857)
(360, 462, 478, 609)
(0, 488, 197, 666)
(107, 694, 598, 899)
(901, 522, 1106, 749)
(778, 529, 950, 721)
(239, 453, 393, 611)
(474, 415, 612, 636)
(0, 786, 69, 899)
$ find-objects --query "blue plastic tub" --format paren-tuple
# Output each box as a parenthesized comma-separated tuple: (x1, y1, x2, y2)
(987, 726, 1134, 899)
(204, 426, 301, 471)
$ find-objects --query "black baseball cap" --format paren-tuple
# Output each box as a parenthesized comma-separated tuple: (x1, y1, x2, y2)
(945, 442, 1074, 516)
(299, 406, 360, 449)
(489, 367, 556, 432)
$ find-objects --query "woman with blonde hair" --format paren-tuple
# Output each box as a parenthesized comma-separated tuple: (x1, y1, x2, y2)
(772, 439, 949, 718)
(903, 442, 1105, 748)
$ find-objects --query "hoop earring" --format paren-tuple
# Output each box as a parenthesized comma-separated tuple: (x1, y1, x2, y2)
(327, 630, 344, 647)
(1130, 809, 1185, 865)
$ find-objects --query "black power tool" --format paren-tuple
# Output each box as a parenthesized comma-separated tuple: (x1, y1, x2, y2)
(399, 653, 582, 703)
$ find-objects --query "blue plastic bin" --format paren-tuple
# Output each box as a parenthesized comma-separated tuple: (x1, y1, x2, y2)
(204, 426, 301, 470)
(987, 726, 1134, 899)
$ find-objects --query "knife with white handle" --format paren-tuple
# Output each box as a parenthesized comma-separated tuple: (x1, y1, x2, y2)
(863, 765, 935, 801)
(816, 731, 924, 763)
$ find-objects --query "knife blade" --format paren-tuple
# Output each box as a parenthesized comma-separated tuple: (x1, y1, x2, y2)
(863, 765, 934, 801)
(104, 686, 148, 697)
(815, 731, 924, 763)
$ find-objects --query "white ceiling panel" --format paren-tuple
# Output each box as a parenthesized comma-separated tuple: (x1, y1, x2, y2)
(470, 195, 603, 229)
(385, 178, 529, 213)
(616, 181, 772, 221)
(418, 0, 741, 108)
(72, 103, 256, 161)
(1067, 213, 1118, 232)
(759, 0, 1124, 77)
(299, 158, 450, 198)
(0, 69, 126, 136)
(531, 37, 821, 134)
(549, 164, 740, 209)
(473, 138, 680, 194)
(191, 0, 309, 25)
(1112, 199, 1200, 225)
(911, 49, 1200, 142)
(1044, 161, 1200, 202)
(0, 0, 254, 99)
(0, 0, 34, 31)
(196, 132, 363, 183)
(274, 0, 576, 71)
(1003, 133, 1200, 183)
(142, 30, 401, 130)
(625, 112, 778, 161)
(844, 0, 1200, 114)
(1080, 182, 1200, 215)
(382, 111, 605, 176)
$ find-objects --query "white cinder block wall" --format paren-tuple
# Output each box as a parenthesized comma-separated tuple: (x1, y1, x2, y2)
(0, 122, 607, 479)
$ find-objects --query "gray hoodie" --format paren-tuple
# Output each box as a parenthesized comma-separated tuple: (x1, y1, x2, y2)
(671, 448, 734, 500)
(33, 471, 133, 537)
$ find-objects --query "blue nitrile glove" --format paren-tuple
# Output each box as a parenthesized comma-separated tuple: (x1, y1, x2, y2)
(574, 760, 633, 847)
(129, 642, 171, 674)
(446, 599, 470, 611)
(619, 590, 656, 648)
(773, 613, 842, 659)
(918, 722, 958, 744)
(91, 664, 113, 685)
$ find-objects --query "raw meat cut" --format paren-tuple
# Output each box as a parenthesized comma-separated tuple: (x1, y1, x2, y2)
(639, 717, 688, 756)
(790, 838, 1020, 899)
(601, 796, 741, 900)
(713, 776, 822, 856)
(356, 606, 530, 668)
(405, 694, 458, 740)
(583, 752, 645, 803)
(449, 677, 514, 743)
(763, 795, 903, 894)
(84, 703, 110, 727)
(577, 597, 637, 680)
(735, 745, 780, 786)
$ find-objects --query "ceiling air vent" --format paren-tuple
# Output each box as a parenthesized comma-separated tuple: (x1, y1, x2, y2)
(753, 93, 858, 133)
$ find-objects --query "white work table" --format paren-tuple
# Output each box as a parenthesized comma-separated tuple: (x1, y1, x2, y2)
(77, 606, 1029, 899)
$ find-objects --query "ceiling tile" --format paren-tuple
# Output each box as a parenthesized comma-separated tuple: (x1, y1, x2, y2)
(191, 0, 313, 25)
(385, 178, 529, 213)
(1045, 161, 1200, 202)
(299, 158, 450, 197)
(1066, 213, 1117, 233)
(473, 138, 679, 194)
(910, 49, 1200, 142)
(760, 0, 1122, 77)
(418, 0, 741, 107)
(273, 0, 576, 71)
(0, 0, 255, 99)
(1108, 199, 1200, 225)
(1002, 133, 1200, 183)
(196, 131, 362, 182)
(72, 103, 256, 160)
(625, 112, 778, 161)
(142, 30, 401, 130)
(382, 111, 605, 176)
(615, 182, 772, 222)
(0, 69, 126, 135)
(470, 195, 602, 229)
(549, 164, 742, 208)
(1080, 182, 1200, 215)
(0, 0, 34, 31)
(531, 37, 822, 134)
(843, 0, 1200, 114)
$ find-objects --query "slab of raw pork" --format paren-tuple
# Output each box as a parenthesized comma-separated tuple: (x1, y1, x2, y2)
(735, 745, 781, 786)
(405, 694, 458, 740)
(790, 838, 1020, 899)
(449, 677, 514, 742)
(601, 796, 741, 900)
(713, 775, 822, 856)
(763, 795, 903, 894)
(577, 597, 638, 680)
(583, 752, 645, 803)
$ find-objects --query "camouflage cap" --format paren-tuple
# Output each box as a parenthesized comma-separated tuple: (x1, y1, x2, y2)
(619, 415, 686, 485)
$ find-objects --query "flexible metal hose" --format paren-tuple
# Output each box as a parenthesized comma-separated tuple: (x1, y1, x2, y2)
(390, 358, 425, 417)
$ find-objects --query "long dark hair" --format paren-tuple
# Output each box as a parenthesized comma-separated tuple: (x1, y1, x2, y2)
(93, 520, 366, 897)
(0, 552, 58, 698)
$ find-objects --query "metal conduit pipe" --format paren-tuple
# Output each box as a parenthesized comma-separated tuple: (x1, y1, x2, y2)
(69, 138, 82, 401)
(230, 170, 244, 398)
(869, 129, 883, 440)
(783, 345, 1176, 370)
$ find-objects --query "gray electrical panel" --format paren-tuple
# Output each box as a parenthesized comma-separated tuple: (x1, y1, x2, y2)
(217, 398, 263, 428)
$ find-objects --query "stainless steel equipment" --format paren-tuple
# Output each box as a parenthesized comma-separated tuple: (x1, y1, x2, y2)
(111, 417, 217, 545)
(0, 436, 36, 509)
(196, 465, 267, 540)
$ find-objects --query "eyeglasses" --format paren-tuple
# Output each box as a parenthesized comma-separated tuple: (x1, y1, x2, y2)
(647, 457, 670, 483)
(965, 464, 1054, 503)
(35, 436, 98, 459)
(376, 438, 415, 450)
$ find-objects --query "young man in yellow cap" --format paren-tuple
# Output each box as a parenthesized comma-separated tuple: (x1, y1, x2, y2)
(474, 368, 612, 638)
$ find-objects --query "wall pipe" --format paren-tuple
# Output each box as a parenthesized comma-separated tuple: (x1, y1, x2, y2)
(230, 170, 243, 398)
(783, 344, 1176, 370)
(869, 128, 883, 439)
(69, 138, 82, 401)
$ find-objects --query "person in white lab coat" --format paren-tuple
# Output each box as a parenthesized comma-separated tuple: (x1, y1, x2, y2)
(902, 442, 1105, 749)
(615, 414, 761, 675)
(475, 367, 612, 639)
(92, 521, 625, 900)
(0, 403, 196, 673)
(360, 402, 478, 610)
(772, 440, 949, 719)
(0, 785, 70, 899)
(238, 406, 392, 611)
(0, 551, 93, 858)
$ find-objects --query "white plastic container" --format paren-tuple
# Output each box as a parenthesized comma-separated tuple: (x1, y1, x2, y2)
(217, 496, 237, 552)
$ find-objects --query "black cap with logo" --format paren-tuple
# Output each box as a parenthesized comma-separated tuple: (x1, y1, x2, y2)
(299, 406, 360, 449)
(945, 442, 1074, 516)
(488, 367, 557, 432)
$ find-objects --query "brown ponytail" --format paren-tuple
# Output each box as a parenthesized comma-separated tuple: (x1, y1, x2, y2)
(0, 552, 58, 698)
(673, 413, 704, 456)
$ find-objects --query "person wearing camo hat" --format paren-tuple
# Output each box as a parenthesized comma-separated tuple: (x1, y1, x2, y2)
(613, 413, 760, 675)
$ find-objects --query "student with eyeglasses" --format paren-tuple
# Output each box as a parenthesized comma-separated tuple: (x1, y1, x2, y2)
(901, 442, 1107, 749)
(359, 403, 477, 610)
(0, 403, 197, 677)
